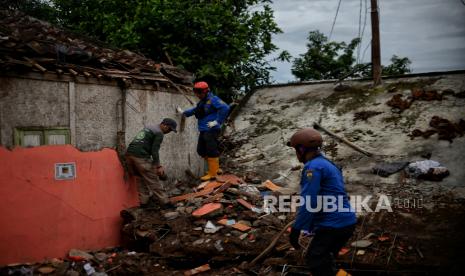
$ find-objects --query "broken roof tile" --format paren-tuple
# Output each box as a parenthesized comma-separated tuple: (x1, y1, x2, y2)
(192, 203, 223, 217)
(216, 174, 243, 185)
(169, 188, 214, 203)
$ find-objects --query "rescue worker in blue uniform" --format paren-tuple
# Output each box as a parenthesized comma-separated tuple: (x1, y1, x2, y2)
(178, 81, 230, 181)
(287, 128, 356, 276)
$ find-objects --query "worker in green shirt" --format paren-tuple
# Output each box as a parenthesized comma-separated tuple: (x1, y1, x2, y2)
(125, 118, 177, 206)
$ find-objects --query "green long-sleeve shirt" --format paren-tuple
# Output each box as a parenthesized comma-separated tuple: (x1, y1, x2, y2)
(126, 125, 164, 165)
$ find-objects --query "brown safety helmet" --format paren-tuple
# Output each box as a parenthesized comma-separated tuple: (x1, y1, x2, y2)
(287, 128, 323, 149)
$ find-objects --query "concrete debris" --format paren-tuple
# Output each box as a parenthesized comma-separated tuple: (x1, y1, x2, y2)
(372, 161, 409, 177)
(214, 240, 224, 252)
(239, 184, 261, 195)
(350, 240, 373, 248)
(163, 211, 179, 220)
(68, 249, 94, 261)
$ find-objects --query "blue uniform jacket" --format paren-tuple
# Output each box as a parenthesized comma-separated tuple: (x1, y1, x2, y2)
(184, 92, 230, 132)
(294, 153, 356, 231)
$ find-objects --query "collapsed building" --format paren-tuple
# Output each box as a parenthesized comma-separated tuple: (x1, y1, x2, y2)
(1, 10, 465, 276)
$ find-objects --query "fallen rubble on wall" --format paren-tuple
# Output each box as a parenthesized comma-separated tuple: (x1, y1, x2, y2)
(3, 172, 463, 275)
(410, 116, 465, 142)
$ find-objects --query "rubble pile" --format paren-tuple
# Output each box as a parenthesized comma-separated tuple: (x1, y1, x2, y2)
(116, 174, 301, 274)
(386, 87, 456, 113)
(410, 116, 465, 142)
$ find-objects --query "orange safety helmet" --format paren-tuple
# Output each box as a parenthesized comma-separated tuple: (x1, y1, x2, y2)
(193, 81, 209, 94)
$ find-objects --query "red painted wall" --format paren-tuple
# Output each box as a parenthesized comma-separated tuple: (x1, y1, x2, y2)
(0, 145, 139, 265)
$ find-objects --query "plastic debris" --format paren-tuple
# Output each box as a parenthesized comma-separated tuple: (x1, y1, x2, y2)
(83, 263, 96, 275)
(204, 221, 221, 234)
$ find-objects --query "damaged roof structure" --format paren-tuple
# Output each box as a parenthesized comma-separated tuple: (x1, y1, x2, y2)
(0, 10, 193, 87)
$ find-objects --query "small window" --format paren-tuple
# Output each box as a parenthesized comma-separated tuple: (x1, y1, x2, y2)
(55, 163, 76, 180)
(14, 128, 70, 147)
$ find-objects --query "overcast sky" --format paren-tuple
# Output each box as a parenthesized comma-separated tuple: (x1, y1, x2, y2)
(267, 0, 465, 83)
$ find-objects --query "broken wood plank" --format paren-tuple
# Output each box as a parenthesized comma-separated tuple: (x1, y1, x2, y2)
(212, 182, 231, 194)
(202, 193, 224, 204)
(23, 57, 46, 72)
(313, 122, 374, 157)
(68, 68, 78, 76)
(249, 220, 295, 267)
(262, 180, 282, 191)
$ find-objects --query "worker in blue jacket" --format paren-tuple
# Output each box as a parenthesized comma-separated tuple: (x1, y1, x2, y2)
(178, 81, 230, 181)
(288, 128, 356, 276)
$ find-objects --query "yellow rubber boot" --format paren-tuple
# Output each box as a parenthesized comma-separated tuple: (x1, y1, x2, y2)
(200, 157, 219, 181)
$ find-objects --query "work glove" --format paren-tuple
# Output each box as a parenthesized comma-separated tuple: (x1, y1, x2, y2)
(176, 106, 184, 114)
(207, 120, 218, 128)
(289, 227, 301, 250)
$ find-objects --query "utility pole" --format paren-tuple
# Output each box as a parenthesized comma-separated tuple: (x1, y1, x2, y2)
(370, 0, 382, 86)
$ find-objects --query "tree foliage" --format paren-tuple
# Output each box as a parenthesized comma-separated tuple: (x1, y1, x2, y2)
(382, 55, 411, 76)
(291, 31, 360, 81)
(291, 30, 411, 81)
(5, 0, 285, 102)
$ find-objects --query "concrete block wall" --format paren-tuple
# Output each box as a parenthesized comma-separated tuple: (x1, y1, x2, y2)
(0, 77, 69, 145)
(0, 75, 203, 180)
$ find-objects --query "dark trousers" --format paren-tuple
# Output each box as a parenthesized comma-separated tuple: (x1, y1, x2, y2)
(197, 129, 220, 158)
(306, 224, 355, 276)
(125, 154, 168, 205)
